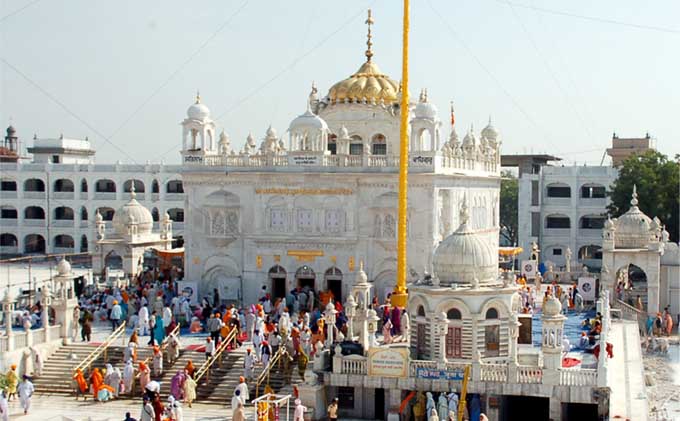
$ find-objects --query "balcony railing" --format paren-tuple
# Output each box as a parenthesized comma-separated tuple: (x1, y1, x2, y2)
(53, 220, 75, 228)
(24, 192, 46, 199)
(24, 219, 46, 227)
(165, 193, 184, 201)
(94, 192, 116, 200)
(79, 192, 89, 200)
(52, 192, 75, 200)
(0, 191, 17, 199)
(0, 219, 18, 226)
(0, 246, 18, 254)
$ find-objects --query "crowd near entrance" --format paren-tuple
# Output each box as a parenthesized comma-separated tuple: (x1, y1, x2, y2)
(324, 267, 343, 302)
(295, 265, 316, 290)
(268, 265, 287, 300)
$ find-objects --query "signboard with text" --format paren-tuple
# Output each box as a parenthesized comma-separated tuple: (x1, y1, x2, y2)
(414, 366, 466, 381)
(367, 348, 409, 378)
(290, 155, 321, 166)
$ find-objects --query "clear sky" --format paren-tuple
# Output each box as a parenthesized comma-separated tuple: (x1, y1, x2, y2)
(2, 0, 678, 165)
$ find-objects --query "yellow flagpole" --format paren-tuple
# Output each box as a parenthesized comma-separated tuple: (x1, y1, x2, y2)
(391, 0, 410, 309)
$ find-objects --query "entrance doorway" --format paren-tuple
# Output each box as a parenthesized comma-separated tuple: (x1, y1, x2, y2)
(501, 396, 549, 421)
(295, 265, 316, 291)
(269, 265, 287, 300)
(374, 388, 385, 420)
(562, 402, 597, 419)
(324, 267, 343, 302)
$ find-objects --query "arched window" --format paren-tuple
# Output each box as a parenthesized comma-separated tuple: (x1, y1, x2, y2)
(24, 179, 45, 192)
(417, 305, 425, 317)
(371, 134, 387, 155)
(53, 179, 74, 192)
(1, 179, 17, 191)
(546, 183, 571, 198)
(95, 179, 116, 193)
(96, 207, 115, 221)
(24, 234, 45, 253)
(349, 135, 363, 156)
(152, 179, 159, 193)
(0, 206, 17, 219)
(54, 234, 75, 248)
(546, 214, 570, 229)
(24, 206, 45, 219)
(580, 215, 606, 229)
(419, 129, 432, 151)
(166, 180, 184, 194)
(447, 308, 462, 320)
(151, 208, 159, 222)
(123, 179, 145, 193)
(80, 235, 88, 252)
(54, 206, 74, 220)
(578, 245, 602, 261)
(80, 206, 88, 221)
(485, 308, 499, 319)
(0, 233, 18, 247)
(580, 183, 606, 199)
(327, 134, 337, 155)
(167, 208, 184, 222)
(80, 178, 88, 192)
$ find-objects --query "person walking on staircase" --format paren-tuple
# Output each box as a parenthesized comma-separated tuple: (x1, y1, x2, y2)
(140, 395, 155, 421)
(236, 376, 250, 403)
(244, 348, 255, 381)
(110, 300, 123, 331)
(18, 375, 34, 415)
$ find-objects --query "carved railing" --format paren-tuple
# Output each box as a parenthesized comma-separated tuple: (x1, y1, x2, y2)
(614, 299, 646, 335)
(409, 360, 438, 377)
(559, 368, 597, 386)
(341, 356, 367, 375)
(480, 363, 507, 382)
(72, 321, 126, 378)
(194, 328, 237, 384)
(517, 365, 543, 384)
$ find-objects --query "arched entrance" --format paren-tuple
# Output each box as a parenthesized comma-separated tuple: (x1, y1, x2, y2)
(269, 265, 287, 300)
(104, 250, 123, 269)
(618, 264, 647, 309)
(324, 267, 343, 303)
(295, 265, 316, 291)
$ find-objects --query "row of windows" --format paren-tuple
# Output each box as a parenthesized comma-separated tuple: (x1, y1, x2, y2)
(0, 206, 184, 222)
(545, 183, 607, 199)
(0, 178, 184, 194)
(327, 133, 387, 155)
(545, 215, 606, 229)
(0, 233, 88, 253)
(269, 208, 344, 233)
(415, 306, 499, 320)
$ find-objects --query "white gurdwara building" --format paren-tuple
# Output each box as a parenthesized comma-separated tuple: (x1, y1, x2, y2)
(181, 19, 502, 304)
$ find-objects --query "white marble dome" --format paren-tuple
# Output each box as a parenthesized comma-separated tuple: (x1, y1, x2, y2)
(187, 95, 211, 120)
(614, 186, 654, 249)
(481, 118, 499, 142)
(432, 201, 498, 285)
(57, 258, 71, 276)
(112, 191, 154, 236)
(288, 108, 329, 133)
(543, 295, 562, 317)
(414, 99, 438, 120)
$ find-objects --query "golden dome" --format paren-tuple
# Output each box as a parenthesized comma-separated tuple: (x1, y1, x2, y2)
(327, 9, 399, 104)
(328, 61, 399, 104)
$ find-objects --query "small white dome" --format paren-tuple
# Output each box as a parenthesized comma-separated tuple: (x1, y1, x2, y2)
(288, 108, 329, 133)
(543, 295, 562, 317)
(354, 262, 368, 285)
(187, 94, 211, 120)
(266, 125, 277, 139)
(57, 258, 71, 276)
(112, 191, 154, 236)
(481, 117, 499, 141)
(414, 101, 438, 120)
(614, 186, 654, 248)
(462, 127, 477, 148)
(219, 130, 230, 145)
(432, 199, 498, 285)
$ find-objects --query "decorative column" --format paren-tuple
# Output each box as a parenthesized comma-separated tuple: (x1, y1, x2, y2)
(434, 312, 448, 366)
(3, 291, 15, 351)
(40, 282, 52, 329)
(345, 295, 357, 341)
(541, 296, 566, 385)
(53, 258, 78, 344)
(366, 309, 380, 351)
(350, 262, 373, 351)
(507, 313, 521, 382)
(324, 302, 337, 348)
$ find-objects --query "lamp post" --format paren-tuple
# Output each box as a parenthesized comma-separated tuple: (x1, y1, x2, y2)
(324, 302, 337, 348)
(366, 309, 380, 350)
(345, 295, 357, 341)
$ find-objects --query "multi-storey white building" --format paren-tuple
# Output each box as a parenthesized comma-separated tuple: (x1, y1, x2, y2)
(180, 21, 502, 304)
(503, 154, 618, 270)
(0, 127, 186, 257)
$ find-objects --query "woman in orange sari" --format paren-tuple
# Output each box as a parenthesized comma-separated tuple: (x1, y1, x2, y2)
(89, 367, 104, 400)
(138, 361, 151, 392)
(73, 368, 88, 400)
(184, 360, 196, 379)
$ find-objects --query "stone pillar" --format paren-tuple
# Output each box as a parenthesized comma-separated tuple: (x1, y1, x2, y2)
(324, 302, 337, 348)
(549, 398, 562, 421)
(40, 284, 52, 329)
(3, 293, 15, 351)
(434, 312, 448, 366)
(386, 388, 402, 421)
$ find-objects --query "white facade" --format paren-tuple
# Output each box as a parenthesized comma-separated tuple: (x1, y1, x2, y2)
(516, 163, 618, 269)
(181, 42, 502, 304)
(0, 136, 186, 256)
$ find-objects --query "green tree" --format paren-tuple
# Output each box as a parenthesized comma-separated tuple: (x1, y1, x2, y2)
(607, 151, 680, 242)
(500, 170, 519, 245)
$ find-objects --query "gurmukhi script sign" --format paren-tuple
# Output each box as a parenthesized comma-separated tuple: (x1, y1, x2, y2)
(415, 366, 466, 381)
(367, 348, 409, 378)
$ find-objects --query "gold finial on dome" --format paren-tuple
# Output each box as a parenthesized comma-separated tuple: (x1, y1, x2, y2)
(365, 9, 374, 62)
(195, 90, 201, 104)
(460, 194, 469, 225)
(631, 184, 639, 207)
